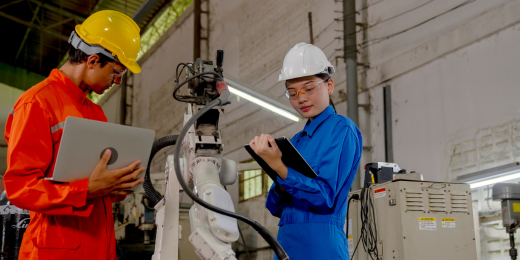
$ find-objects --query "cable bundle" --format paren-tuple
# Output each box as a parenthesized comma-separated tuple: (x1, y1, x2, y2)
(173, 62, 223, 104)
(352, 185, 381, 260)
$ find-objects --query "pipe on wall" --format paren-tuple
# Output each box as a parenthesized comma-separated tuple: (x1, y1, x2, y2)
(383, 85, 393, 162)
(344, 0, 361, 190)
(194, 0, 201, 61)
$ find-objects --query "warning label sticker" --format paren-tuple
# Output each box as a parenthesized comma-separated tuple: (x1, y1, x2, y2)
(348, 236, 354, 258)
(442, 218, 456, 228)
(374, 188, 386, 199)
(419, 217, 437, 230)
(347, 219, 354, 258)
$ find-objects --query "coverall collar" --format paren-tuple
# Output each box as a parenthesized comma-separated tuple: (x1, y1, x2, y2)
(52, 69, 89, 104)
(302, 105, 335, 137)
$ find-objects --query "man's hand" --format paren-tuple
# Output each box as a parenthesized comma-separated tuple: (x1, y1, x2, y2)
(249, 134, 288, 180)
(87, 149, 145, 200)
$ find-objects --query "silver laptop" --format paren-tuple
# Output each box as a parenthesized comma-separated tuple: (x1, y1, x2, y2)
(47, 116, 155, 192)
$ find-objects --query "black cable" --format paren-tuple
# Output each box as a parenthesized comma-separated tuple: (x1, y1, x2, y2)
(172, 89, 289, 260)
(352, 185, 380, 260)
(143, 135, 178, 206)
(172, 69, 222, 103)
(237, 223, 252, 260)
(224, 186, 251, 260)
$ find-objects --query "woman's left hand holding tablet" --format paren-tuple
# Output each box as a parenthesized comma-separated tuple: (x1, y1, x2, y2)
(249, 134, 288, 180)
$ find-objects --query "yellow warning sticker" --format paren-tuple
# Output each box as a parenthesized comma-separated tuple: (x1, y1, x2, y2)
(514, 203, 520, 212)
(419, 217, 436, 221)
(442, 218, 456, 228)
(348, 235, 353, 239)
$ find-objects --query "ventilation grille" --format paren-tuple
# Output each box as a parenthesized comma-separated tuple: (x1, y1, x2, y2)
(429, 192, 447, 212)
(451, 192, 468, 213)
(405, 191, 424, 211)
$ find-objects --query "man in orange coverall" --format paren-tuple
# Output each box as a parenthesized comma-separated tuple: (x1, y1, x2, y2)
(4, 10, 145, 260)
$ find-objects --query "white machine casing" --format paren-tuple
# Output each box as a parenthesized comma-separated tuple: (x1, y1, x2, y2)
(348, 180, 478, 260)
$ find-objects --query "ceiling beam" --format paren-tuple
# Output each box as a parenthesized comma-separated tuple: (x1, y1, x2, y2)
(15, 4, 41, 61)
(0, 11, 69, 41)
(45, 17, 73, 30)
(28, 0, 86, 22)
(132, 0, 162, 23)
(0, 0, 24, 10)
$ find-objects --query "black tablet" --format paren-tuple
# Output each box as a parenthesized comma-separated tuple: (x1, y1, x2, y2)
(244, 137, 317, 183)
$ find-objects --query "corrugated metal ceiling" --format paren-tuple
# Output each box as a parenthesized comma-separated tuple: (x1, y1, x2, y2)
(0, 0, 170, 77)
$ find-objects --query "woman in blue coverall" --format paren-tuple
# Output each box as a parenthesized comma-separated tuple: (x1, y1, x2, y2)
(248, 43, 363, 260)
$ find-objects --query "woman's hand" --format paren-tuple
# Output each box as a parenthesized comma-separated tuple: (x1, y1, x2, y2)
(249, 134, 288, 180)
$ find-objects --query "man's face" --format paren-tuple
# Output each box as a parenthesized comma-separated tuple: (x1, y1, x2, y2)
(85, 55, 126, 95)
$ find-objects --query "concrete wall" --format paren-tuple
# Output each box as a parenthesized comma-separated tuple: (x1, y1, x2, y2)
(0, 83, 24, 175)
(98, 84, 122, 124)
(98, 0, 520, 258)
(365, 0, 520, 181)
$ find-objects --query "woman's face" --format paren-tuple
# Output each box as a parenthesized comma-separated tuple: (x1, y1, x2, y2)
(286, 75, 334, 120)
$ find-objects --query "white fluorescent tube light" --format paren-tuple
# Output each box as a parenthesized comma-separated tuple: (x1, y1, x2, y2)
(227, 86, 300, 122)
(469, 170, 520, 189)
(224, 77, 300, 122)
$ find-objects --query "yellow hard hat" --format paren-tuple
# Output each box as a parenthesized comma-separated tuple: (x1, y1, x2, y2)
(72, 10, 141, 73)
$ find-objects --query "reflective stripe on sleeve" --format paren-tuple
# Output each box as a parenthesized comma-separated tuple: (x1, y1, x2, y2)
(50, 122, 65, 133)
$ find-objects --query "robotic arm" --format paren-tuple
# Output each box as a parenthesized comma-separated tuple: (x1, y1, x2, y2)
(149, 51, 289, 260)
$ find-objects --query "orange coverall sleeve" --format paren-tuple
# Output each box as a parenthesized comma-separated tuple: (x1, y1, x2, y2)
(4, 102, 94, 216)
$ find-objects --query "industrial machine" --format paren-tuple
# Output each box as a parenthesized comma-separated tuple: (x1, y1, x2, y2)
(347, 163, 478, 260)
(492, 183, 520, 260)
(0, 191, 30, 260)
(113, 172, 165, 244)
(142, 51, 288, 260)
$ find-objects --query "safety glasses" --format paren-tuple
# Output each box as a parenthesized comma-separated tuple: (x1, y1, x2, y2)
(285, 79, 327, 100)
(107, 62, 127, 78)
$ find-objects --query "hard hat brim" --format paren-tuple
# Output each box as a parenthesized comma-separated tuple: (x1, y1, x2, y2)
(126, 63, 141, 74)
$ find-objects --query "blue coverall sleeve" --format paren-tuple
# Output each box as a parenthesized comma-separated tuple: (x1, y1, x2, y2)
(265, 183, 287, 218)
(277, 122, 361, 212)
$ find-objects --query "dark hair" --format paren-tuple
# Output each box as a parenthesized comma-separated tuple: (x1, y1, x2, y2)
(314, 73, 336, 113)
(67, 45, 110, 67)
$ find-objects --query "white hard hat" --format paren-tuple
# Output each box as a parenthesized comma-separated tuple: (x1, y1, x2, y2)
(278, 42, 335, 82)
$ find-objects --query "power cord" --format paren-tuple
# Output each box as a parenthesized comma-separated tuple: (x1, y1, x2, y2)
(352, 185, 381, 260)
(237, 224, 252, 260)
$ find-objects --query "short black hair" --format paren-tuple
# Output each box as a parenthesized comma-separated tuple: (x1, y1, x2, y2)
(67, 45, 111, 67)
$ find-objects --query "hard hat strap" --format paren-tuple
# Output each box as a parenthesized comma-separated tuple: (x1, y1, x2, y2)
(68, 31, 120, 63)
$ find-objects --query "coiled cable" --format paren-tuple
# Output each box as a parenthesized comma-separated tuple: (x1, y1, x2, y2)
(143, 135, 178, 206)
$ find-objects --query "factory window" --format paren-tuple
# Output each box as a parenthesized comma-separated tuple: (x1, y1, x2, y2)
(239, 169, 276, 202)
(239, 169, 263, 201)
